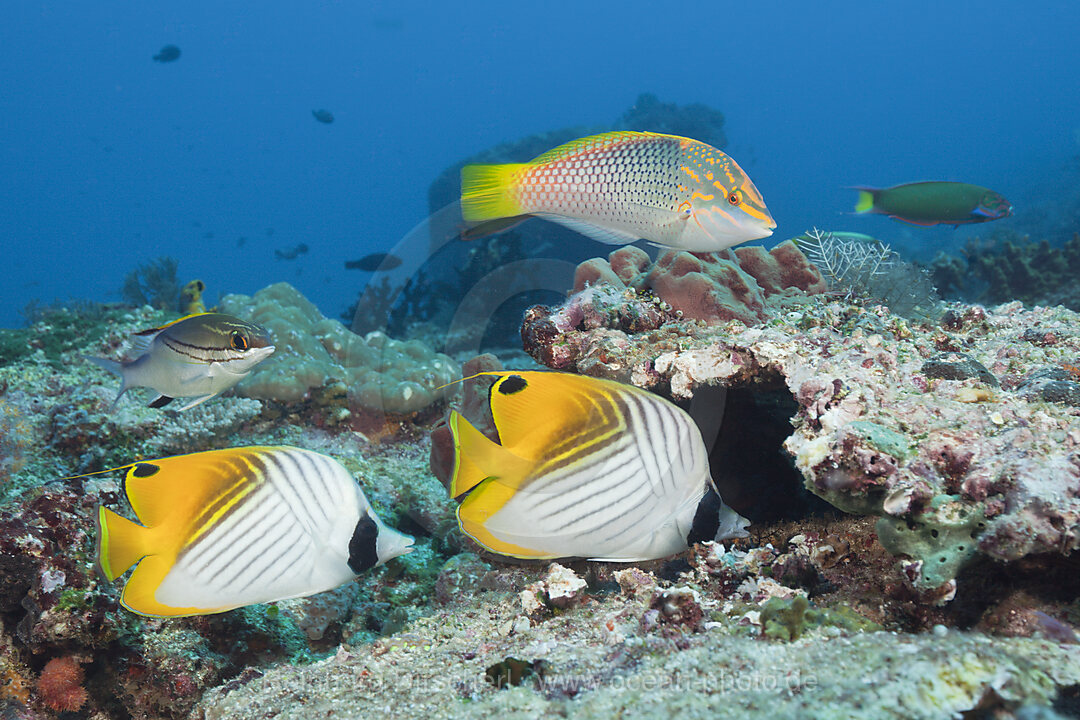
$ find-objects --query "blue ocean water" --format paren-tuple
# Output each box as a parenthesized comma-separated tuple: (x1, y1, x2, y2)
(3, 1, 1079, 328)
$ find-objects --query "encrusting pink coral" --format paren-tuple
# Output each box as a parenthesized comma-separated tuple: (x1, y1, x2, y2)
(573, 241, 826, 325)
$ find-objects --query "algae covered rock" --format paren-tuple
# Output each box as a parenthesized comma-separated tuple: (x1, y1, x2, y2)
(218, 282, 458, 414)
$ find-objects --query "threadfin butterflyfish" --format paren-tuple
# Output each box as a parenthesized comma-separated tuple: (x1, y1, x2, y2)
(86, 312, 274, 411)
(446, 371, 749, 561)
(91, 446, 414, 617)
(853, 182, 1012, 226)
(460, 131, 775, 253)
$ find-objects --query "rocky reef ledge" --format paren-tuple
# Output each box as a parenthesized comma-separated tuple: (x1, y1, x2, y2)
(521, 260, 1080, 603)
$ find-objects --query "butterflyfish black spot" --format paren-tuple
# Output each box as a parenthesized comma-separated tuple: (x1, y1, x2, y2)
(348, 515, 380, 573)
(132, 463, 160, 478)
(498, 375, 528, 395)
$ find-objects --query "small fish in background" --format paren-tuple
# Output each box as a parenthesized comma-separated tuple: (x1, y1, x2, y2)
(344, 252, 403, 272)
(91, 446, 414, 617)
(460, 131, 775, 252)
(312, 109, 335, 124)
(446, 371, 749, 561)
(178, 279, 206, 314)
(152, 44, 181, 63)
(853, 181, 1012, 226)
(274, 243, 309, 260)
(86, 313, 274, 410)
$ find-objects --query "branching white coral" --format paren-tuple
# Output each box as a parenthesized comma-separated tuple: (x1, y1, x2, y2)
(796, 228, 944, 321)
(796, 228, 895, 296)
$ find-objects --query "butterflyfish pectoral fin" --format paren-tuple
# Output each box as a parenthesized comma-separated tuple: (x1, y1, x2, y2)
(457, 489, 555, 559)
(447, 411, 533, 499)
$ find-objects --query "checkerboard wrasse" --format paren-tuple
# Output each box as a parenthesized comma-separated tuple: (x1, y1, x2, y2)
(461, 131, 775, 252)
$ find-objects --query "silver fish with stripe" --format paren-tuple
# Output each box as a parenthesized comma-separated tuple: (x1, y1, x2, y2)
(87, 312, 275, 410)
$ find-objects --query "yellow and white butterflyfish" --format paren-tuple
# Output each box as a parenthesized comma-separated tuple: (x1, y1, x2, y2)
(86, 312, 275, 411)
(91, 446, 413, 617)
(460, 131, 775, 253)
(446, 371, 749, 562)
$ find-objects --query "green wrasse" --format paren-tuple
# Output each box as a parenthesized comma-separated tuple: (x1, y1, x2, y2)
(854, 182, 1012, 226)
(87, 312, 274, 410)
(460, 131, 775, 252)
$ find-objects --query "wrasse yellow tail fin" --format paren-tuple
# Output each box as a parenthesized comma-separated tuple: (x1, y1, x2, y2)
(854, 189, 876, 213)
(460, 164, 527, 222)
(447, 411, 532, 498)
(97, 506, 149, 582)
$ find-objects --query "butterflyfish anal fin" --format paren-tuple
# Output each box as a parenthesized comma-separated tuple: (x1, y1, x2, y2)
(97, 505, 150, 582)
(456, 490, 554, 559)
(119, 554, 219, 617)
(447, 411, 532, 499)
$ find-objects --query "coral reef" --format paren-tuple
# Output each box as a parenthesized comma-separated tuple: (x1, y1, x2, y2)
(219, 282, 459, 415)
(931, 231, 1080, 310)
(796, 229, 944, 321)
(616, 92, 727, 150)
(196, 545, 1080, 720)
(521, 281, 1080, 600)
(572, 241, 826, 326)
(5, 250, 1080, 720)
(36, 656, 87, 712)
(120, 256, 180, 311)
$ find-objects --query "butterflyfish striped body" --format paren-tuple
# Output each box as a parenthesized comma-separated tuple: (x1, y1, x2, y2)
(87, 312, 275, 411)
(460, 131, 775, 253)
(447, 371, 749, 561)
(93, 446, 414, 617)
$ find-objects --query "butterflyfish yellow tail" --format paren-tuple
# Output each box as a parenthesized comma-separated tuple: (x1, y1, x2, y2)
(460, 163, 527, 222)
(854, 190, 876, 213)
(447, 410, 533, 499)
(97, 505, 150, 582)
